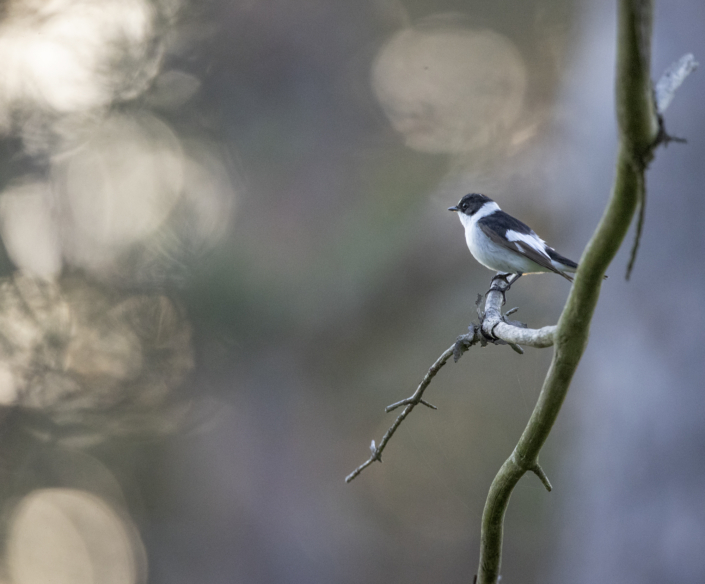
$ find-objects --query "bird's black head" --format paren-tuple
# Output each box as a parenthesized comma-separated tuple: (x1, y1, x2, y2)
(448, 193, 493, 216)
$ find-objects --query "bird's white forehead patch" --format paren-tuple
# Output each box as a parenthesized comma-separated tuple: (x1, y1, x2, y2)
(506, 229, 550, 257)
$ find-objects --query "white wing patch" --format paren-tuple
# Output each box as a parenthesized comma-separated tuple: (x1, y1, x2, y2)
(505, 230, 551, 259)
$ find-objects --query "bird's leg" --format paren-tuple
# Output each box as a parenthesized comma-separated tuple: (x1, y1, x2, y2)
(507, 272, 523, 289)
(485, 272, 523, 305)
(486, 272, 516, 305)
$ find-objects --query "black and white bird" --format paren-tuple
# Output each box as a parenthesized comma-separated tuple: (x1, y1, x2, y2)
(448, 193, 585, 284)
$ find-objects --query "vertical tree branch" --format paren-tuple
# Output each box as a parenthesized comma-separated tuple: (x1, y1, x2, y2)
(476, 1, 660, 582)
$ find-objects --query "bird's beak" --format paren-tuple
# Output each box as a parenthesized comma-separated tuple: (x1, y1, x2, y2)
(448, 206, 459, 212)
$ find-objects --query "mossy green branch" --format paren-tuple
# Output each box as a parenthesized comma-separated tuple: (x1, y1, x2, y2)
(476, 1, 662, 582)
(617, 0, 658, 153)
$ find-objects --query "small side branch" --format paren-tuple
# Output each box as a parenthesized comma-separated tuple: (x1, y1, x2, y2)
(345, 343, 457, 483)
(655, 53, 698, 113)
(510, 449, 553, 493)
(346, 273, 558, 483)
(625, 171, 646, 280)
(530, 463, 553, 492)
(625, 53, 697, 278)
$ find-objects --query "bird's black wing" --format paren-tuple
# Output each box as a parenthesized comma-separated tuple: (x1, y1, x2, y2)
(479, 210, 534, 236)
(545, 247, 578, 270)
(477, 214, 574, 282)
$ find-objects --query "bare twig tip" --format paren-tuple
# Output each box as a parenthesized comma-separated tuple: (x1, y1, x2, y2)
(655, 53, 698, 113)
(530, 463, 553, 492)
(508, 343, 524, 355)
(625, 174, 646, 280)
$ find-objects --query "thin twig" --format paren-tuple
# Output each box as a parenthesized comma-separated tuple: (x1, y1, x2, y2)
(529, 463, 553, 492)
(345, 344, 456, 483)
(347, 272, 560, 484)
(626, 54, 697, 279)
(655, 53, 698, 113)
(625, 171, 646, 280)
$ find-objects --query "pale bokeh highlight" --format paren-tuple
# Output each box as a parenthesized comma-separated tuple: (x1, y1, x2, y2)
(0, 181, 62, 279)
(55, 112, 184, 269)
(0, 0, 159, 122)
(7, 488, 146, 584)
(372, 24, 527, 153)
(0, 274, 193, 440)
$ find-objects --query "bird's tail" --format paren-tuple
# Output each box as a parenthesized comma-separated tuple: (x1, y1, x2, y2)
(548, 249, 607, 281)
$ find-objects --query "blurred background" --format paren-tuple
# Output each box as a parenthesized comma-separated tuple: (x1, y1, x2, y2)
(0, 0, 702, 583)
